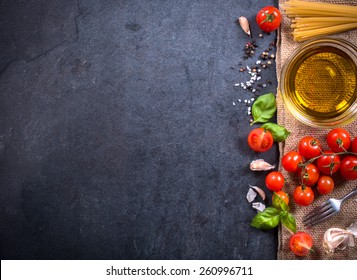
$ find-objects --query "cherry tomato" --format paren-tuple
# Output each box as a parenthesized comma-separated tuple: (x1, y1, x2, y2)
(298, 136, 322, 159)
(327, 128, 351, 153)
(339, 156, 357, 180)
(282, 151, 303, 172)
(293, 185, 314, 206)
(289, 232, 313, 257)
(316, 151, 341, 175)
(265, 171, 285, 191)
(351, 136, 357, 153)
(275, 190, 289, 205)
(256, 6, 282, 32)
(317, 175, 335, 195)
(247, 128, 274, 152)
(297, 163, 319, 186)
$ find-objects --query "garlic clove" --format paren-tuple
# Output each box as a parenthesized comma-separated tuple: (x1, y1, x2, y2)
(347, 221, 357, 237)
(250, 159, 276, 171)
(238, 16, 251, 37)
(252, 202, 266, 212)
(249, 185, 266, 201)
(246, 187, 257, 203)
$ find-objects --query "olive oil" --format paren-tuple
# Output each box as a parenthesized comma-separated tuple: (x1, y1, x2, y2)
(290, 47, 356, 119)
(280, 38, 357, 127)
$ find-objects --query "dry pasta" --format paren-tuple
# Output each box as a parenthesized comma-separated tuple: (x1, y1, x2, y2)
(281, 0, 357, 42)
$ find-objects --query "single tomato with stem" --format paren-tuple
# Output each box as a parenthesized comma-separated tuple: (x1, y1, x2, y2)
(256, 6, 282, 32)
(293, 185, 314, 206)
(298, 136, 322, 159)
(297, 163, 319, 186)
(316, 151, 341, 175)
(282, 151, 303, 172)
(327, 128, 351, 153)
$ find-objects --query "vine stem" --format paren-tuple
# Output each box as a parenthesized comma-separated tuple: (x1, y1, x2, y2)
(298, 150, 357, 186)
(301, 150, 357, 166)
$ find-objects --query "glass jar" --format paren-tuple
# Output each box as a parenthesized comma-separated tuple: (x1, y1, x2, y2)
(280, 37, 357, 128)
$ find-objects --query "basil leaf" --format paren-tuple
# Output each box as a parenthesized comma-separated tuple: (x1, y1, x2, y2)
(261, 122, 290, 142)
(250, 207, 280, 230)
(251, 93, 276, 125)
(272, 192, 289, 212)
(280, 211, 297, 233)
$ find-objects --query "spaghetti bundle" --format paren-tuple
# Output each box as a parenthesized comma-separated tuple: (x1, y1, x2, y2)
(281, 0, 357, 42)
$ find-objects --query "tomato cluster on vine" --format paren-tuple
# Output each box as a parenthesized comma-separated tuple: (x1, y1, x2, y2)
(265, 128, 357, 207)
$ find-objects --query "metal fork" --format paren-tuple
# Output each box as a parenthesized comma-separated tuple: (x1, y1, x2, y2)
(303, 187, 357, 227)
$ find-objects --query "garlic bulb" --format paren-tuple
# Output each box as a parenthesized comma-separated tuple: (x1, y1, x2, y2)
(323, 221, 357, 254)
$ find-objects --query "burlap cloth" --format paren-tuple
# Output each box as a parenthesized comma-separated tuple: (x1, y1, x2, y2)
(276, 0, 357, 259)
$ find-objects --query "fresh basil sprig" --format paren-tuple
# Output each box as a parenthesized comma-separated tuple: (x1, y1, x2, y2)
(249, 92, 290, 142)
(251, 192, 296, 233)
(251, 93, 276, 125)
(250, 207, 280, 230)
(261, 122, 290, 142)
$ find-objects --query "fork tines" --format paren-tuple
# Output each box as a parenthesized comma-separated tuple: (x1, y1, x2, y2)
(303, 200, 337, 227)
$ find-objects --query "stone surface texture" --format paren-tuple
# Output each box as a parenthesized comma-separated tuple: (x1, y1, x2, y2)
(0, 0, 279, 259)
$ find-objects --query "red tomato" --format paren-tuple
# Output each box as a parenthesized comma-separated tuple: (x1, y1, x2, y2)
(352, 137, 357, 153)
(256, 6, 282, 32)
(317, 175, 335, 195)
(339, 156, 357, 180)
(289, 232, 313, 257)
(275, 190, 289, 205)
(265, 171, 285, 191)
(316, 151, 341, 175)
(282, 151, 303, 172)
(247, 128, 274, 152)
(327, 128, 351, 153)
(293, 185, 314, 206)
(297, 163, 320, 186)
(298, 136, 322, 159)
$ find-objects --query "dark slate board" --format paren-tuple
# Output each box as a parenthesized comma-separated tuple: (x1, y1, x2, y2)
(0, 0, 279, 259)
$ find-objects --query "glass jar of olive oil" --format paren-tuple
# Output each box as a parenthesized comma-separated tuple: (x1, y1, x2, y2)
(280, 38, 357, 128)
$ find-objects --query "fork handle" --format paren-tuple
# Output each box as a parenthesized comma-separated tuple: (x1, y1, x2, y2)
(341, 187, 357, 202)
